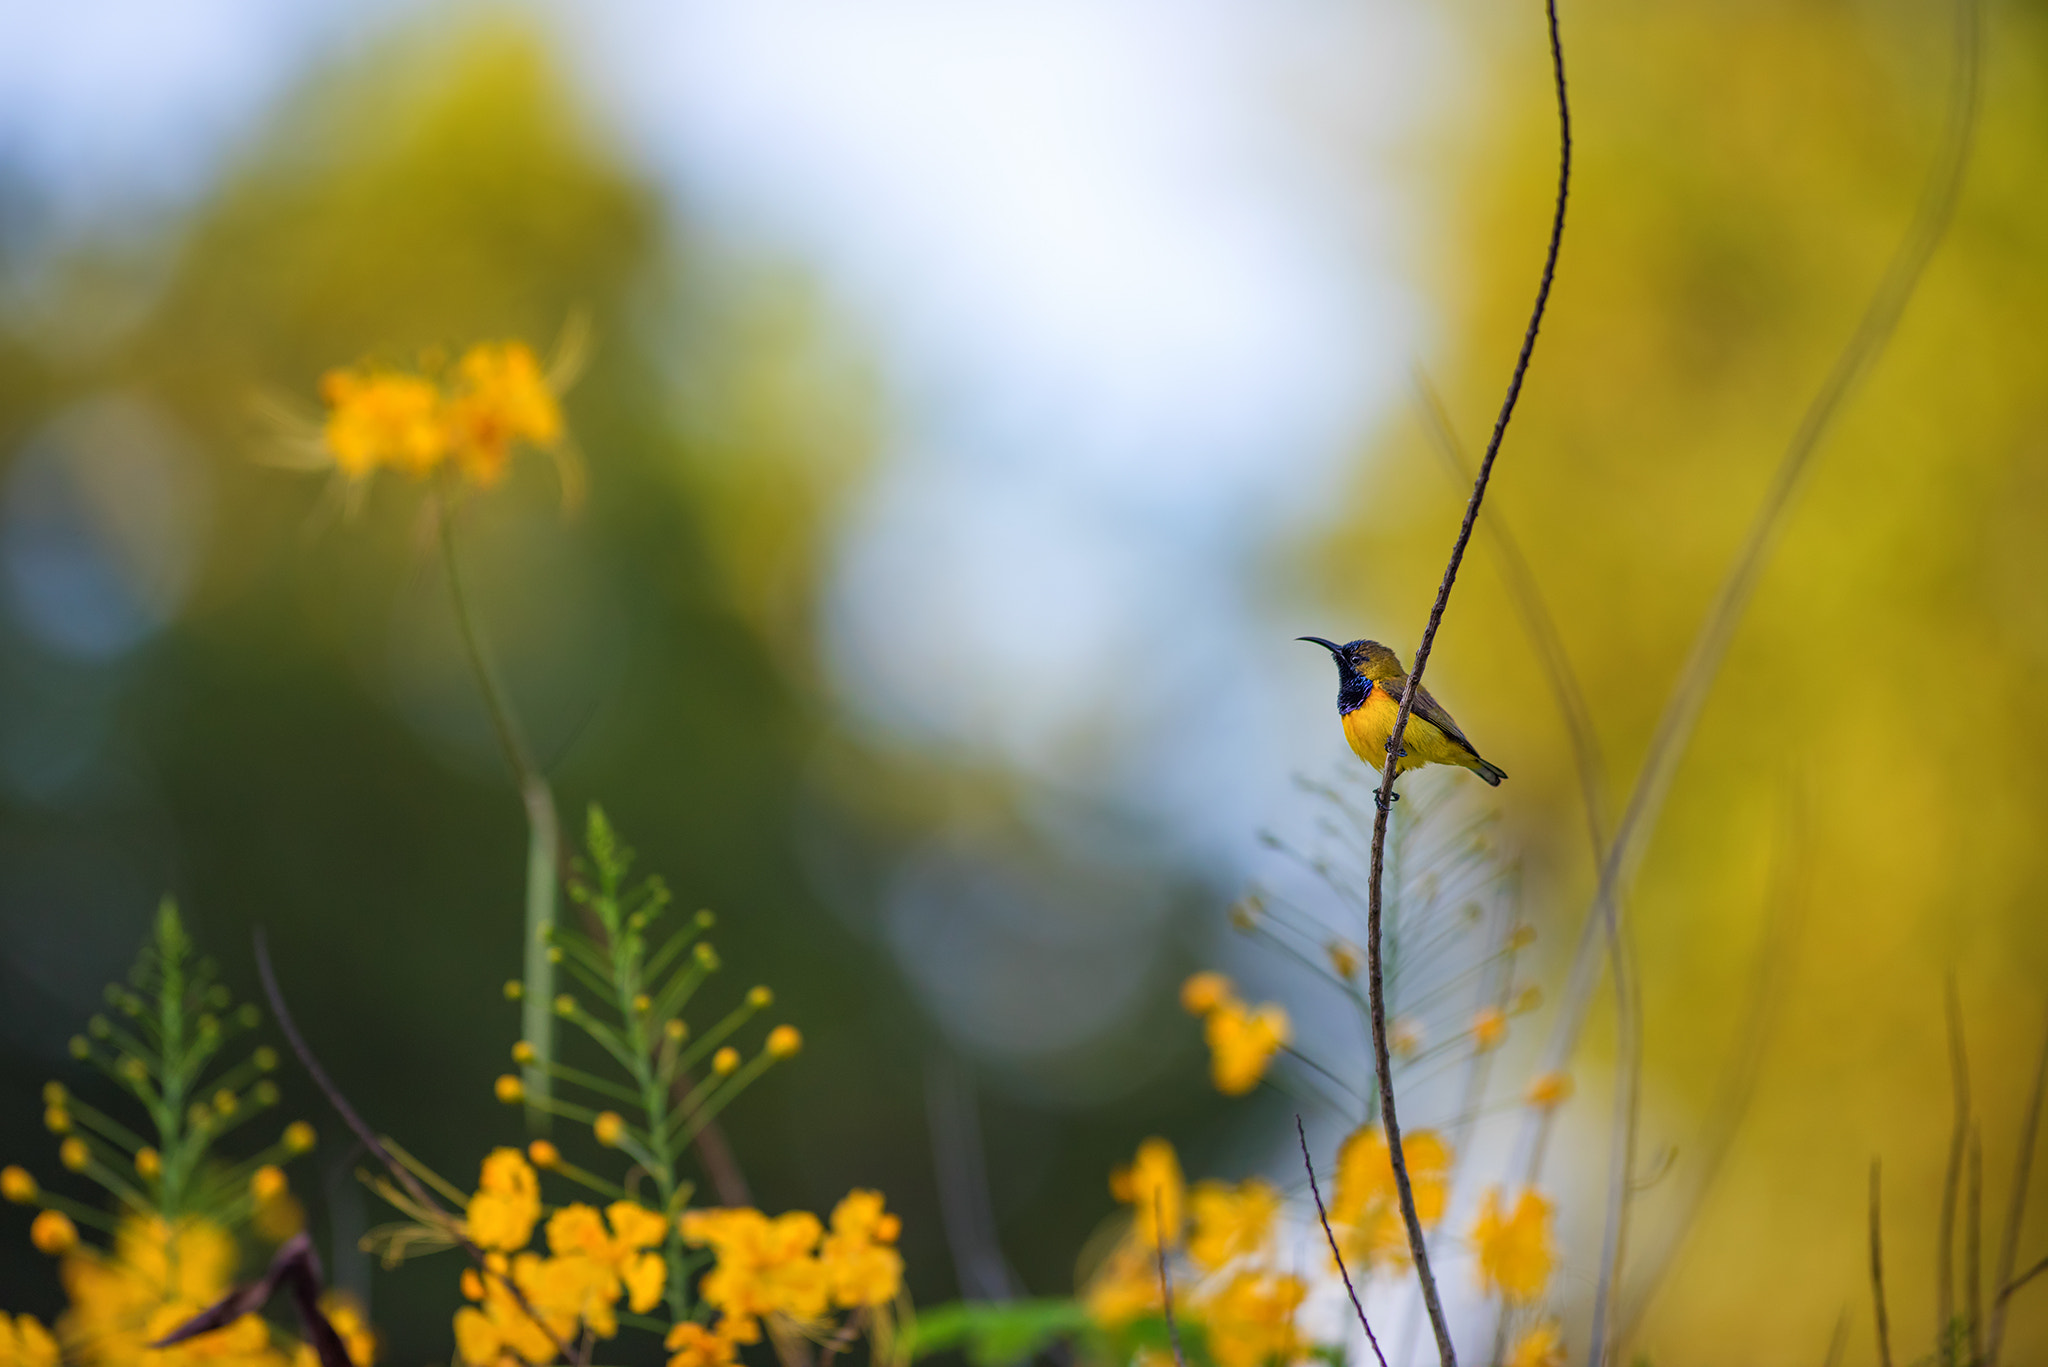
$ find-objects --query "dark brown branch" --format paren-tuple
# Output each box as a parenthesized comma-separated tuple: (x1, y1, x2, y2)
(1363, 4, 1571, 1362)
(1872, 1161, 1894, 1367)
(1987, 1004, 2048, 1366)
(1938, 978, 1970, 1362)
(1297, 1116, 1390, 1367)
(1998, 1253, 2048, 1307)
(255, 931, 576, 1364)
(153, 1233, 353, 1367)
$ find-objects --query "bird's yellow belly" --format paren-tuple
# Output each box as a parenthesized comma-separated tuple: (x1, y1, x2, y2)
(1341, 689, 1465, 775)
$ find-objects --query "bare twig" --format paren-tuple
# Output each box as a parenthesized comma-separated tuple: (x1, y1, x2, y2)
(1821, 1309, 1848, 1367)
(1987, 1004, 2048, 1366)
(1969, 1126, 1984, 1366)
(1873, 1161, 1894, 1367)
(1364, 4, 1571, 1362)
(927, 1055, 1021, 1301)
(1298, 1116, 1390, 1367)
(256, 932, 575, 1364)
(1999, 1253, 2048, 1307)
(1938, 978, 1970, 1363)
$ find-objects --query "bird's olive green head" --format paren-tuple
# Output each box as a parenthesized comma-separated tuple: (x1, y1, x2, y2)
(1297, 636, 1406, 683)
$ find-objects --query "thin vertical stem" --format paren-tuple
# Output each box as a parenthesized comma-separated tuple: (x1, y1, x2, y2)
(1968, 1126, 1983, 1366)
(1363, 3, 1571, 1363)
(1986, 1005, 2048, 1366)
(1298, 1116, 1391, 1367)
(1938, 978, 1970, 1363)
(1872, 1160, 1894, 1367)
(438, 495, 561, 1124)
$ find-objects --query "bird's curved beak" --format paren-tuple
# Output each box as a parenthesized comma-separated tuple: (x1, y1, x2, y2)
(1296, 636, 1344, 657)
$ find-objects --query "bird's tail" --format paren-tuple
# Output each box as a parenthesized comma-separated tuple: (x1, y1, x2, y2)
(1466, 754, 1508, 787)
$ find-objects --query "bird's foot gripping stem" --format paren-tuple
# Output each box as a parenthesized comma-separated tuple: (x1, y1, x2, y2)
(1373, 788, 1402, 812)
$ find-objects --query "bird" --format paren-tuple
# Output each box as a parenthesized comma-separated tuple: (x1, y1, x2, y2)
(1298, 637, 1507, 790)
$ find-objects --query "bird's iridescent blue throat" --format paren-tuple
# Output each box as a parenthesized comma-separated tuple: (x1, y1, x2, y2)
(1298, 635, 1374, 716)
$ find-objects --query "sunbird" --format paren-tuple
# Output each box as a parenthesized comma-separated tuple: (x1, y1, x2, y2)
(1299, 637, 1507, 788)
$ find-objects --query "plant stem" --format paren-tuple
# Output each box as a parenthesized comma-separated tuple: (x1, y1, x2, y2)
(1362, 1, 1571, 1362)
(437, 494, 561, 1126)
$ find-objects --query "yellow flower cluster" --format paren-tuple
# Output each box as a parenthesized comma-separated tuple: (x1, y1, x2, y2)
(1179, 972, 1291, 1096)
(1086, 1139, 1307, 1367)
(1471, 1187, 1557, 1305)
(1328, 1125, 1451, 1271)
(318, 341, 564, 488)
(679, 1189, 904, 1351)
(452, 1150, 668, 1366)
(0, 1313, 57, 1367)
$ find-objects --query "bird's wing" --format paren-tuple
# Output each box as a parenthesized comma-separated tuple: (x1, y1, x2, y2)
(1404, 680, 1484, 758)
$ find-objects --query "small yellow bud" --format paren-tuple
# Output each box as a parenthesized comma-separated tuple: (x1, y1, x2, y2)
(694, 943, 719, 969)
(1526, 1072, 1573, 1109)
(43, 1108, 69, 1135)
(712, 1047, 740, 1076)
(1228, 894, 1264, 931)
(283, 1121, 316, 1154)
(527, 1140, 560, 1169)
(135, 1147, 161, 1179)
(30, 1210, 77, 1255)
(511, 1041, 537, 1065)
(41, 1082, 65, 1107)
(553, 994, 576, 1017)
(747, 986, 773, 1009)
(1514, 985, 1543, 1014)
(632, 994, 652, 1014)
(252, 1165, 287, 1203)
(665, 1020, 687, 1043)
(494, 1075, 525, 1105)
(1326, 941, 1361, 980)
(594, 1112, 625, 1147)
(695, 909, 715, 928)
(212, 1089, 238, 1117)
(1509, 924, 1537, 950)
(120, 1057, 147, 1083)
(1390, 1017, 1426, 1060)
(1180, 972, 1234, 1017)
(766, 1025, 802, 1059)
(503, 980, 525, 1001)
(252, 1080, 280, 1107)
(546, 946, 564, 964)
(1, 1166, 38, 1203)
(254, 1046, 280, 1071)
(461, 1268, 485, 1300)
(1472, 1006, 1508, 1053)
(58, 1138, 89, 1172)
(188, 1102, 213, 1131)
(68, 1037, 90, 1059)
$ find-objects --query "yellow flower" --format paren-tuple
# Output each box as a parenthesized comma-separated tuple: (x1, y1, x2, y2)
(1, 1166, 38, 1203)
(539, 1202, 669, 1337)
(58, 1217, 276, 1367)
(712, 1048, 741, 1076)
(251, 1166, 288, 1203)
(1506, 1320, 1566, 1367)
(283, 1122, 316, 1153)
(495, 1075, 525, 1105)
(1329, 1126, 1451, 1270)
(43, 1108, 69, 1135)
(1525, 1072, 1572, 1108)
(1471, 1188, 1556, 1304)
(511, 1041, 537, 1065)
(593, 1113, 625, 1147)
(320, 369, 449, 479)
(136, 1147, 162, 1179)
(467, 1149, 541, 1253)
(666, 1322, 740, 1367)
(58, 1139, 88, 1173)
(747, 986, 773, 1009)
(1180, 971, 1234, 1016)
(680, 1207, 830, 1338)
(820, 1190, 904, 1308)
(1108, 1138, 1184, 1249)
(1471, 1007, 1508, 1052)
(1187, 1178, 1280, 1273)
(1202, 1272, 1305, 1367)
(454, 1253, 575, 1366)
(0, 1312, 59, 1367)
(1082, 1239, 1164, 1329)
(442, 342, 564, 487)
(30, 1210, 76, 1255)
(1203, 1000, 1290, 1096)
(527, 1141, 560, 1170)
(766, 1025, 803, 1059)
(1326, 941, 1361, 979)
